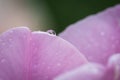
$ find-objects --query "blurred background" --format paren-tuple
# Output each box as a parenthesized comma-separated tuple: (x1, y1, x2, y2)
(0, 0, 120, 34)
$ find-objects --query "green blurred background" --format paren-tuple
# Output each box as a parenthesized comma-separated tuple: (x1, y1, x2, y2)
(0, 0, 120, 34)
(29, 0, 120, 34)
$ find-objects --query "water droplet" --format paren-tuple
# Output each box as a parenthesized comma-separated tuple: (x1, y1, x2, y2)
(47, 30, 56, 35)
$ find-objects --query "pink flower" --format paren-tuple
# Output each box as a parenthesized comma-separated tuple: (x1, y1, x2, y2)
(0, 4, 120, 80)
(0, 27, 86, 80)
(57, 4, 120, 80)
(60, 4, 120, 65)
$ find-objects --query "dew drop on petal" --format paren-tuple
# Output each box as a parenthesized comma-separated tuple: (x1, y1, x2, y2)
(47, 30, 56, 35)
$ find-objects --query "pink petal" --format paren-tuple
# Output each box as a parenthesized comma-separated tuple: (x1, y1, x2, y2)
(0, 27, 31, 80)
(31, 31, 87, 80)
(55, 63, 105, 80)
(0, 27, 87, 80)
(103, 54, 120, 80)
(60, 5, 120, 64)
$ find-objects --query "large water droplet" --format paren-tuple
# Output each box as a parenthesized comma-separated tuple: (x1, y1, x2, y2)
(47, 30, 56, 35)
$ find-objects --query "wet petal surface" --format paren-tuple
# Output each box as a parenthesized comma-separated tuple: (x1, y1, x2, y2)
(30, 31, 87, 80)
(60, 5, 120, 64)
(0, 27, 31, 80)
(0, 27, 87, 80)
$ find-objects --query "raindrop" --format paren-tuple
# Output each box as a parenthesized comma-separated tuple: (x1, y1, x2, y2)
(47, 30, 56, 35)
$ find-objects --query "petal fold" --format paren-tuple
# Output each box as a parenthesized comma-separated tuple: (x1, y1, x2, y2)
(55, 63, 105, 80)
(104, 54, 120, 80)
